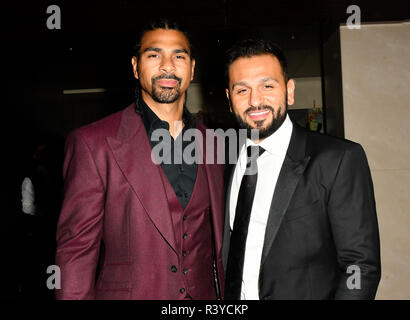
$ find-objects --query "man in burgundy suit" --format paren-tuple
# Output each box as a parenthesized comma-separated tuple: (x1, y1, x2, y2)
(55, 19, 225, 300)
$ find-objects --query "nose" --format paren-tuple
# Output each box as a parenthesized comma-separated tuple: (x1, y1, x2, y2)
(160, 55, 176, 73)
(249, 89, 263, 108)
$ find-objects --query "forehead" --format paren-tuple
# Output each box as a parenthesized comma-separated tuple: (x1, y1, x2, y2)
(228, 54, 284, 84)
(140, 29, 190, 53)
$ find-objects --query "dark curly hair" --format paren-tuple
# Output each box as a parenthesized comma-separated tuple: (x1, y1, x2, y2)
(133, 18, 194, 60)
(225, 39, 288, 88)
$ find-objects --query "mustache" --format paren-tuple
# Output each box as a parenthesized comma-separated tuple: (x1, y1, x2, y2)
(152, 74, 182, 84)
(244, 105, 274, 116)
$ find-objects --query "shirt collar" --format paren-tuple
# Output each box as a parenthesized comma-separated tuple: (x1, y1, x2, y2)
(246, 114, 293, 157)
(137, 96, 195, 137)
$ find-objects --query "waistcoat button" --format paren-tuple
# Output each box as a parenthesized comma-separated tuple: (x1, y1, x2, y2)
(171, 265, 178, 273)
(180, 288, 186, 294)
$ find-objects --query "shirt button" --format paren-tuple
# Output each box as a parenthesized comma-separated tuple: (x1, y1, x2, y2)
(179, 165, 185, 173)
(183, 215, 187, 221)
(180, 288, 186, 294)
(182, 250, 187, 257)
(183, 233, 188, 239)
(171, 265, 178, 273)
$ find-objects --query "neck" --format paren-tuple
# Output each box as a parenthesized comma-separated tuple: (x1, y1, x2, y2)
(248, 132, 266, 145)
(248, 137, 264, 144)
(141, 91, 185, 138)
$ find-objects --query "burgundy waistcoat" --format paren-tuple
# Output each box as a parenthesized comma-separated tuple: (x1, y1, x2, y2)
(159, 162, 216, 299)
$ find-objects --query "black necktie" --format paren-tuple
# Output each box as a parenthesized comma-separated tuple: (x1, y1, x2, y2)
(225, 145, 265, 300)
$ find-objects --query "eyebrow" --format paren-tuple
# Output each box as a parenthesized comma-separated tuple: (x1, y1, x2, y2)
(231, 81, 248, 91)
(143, 47, 162, 53)
(174, 48, 189, 55)
(142, 47, 189, 55)
(260, 77, 280, 84)
(231, 77, 280, 90)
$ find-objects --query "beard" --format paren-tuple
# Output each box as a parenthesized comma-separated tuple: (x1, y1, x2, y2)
(151, 74, 182, 103)
(234, 100, 287, 140)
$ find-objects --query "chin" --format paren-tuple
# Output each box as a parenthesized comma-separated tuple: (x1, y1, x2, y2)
(250, 119, 272, 130)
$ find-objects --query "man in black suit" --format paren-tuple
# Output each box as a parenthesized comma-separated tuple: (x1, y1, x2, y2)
(222, 39, 381, 300)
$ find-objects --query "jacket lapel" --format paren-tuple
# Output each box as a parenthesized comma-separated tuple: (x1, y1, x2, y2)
(260, 124, 311, 268)
(222, 162, 236, 271)
(106, 104, 177, 253)
(222, 130, 245, 271)
(198, 124, 225, 255)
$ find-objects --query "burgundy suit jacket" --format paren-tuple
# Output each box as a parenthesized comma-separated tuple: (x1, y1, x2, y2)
(55, 103, 225, 299)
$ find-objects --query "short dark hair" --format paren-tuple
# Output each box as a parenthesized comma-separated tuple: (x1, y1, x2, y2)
(133, 18, 194, 60)
(225, 39, 288, 88)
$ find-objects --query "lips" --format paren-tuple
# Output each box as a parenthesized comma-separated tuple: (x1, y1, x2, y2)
(156, 79, 178, 87)
(247, 109, 271, 121)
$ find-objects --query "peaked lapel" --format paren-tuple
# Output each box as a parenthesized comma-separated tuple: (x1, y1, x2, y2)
(224, 133, 246, 224)
(222, 161, 236, 271)
(197, 124, 224, 254)
(260, 124, 311, 268)
(222, 133, 245, 271)
(106, 104, 177, 253)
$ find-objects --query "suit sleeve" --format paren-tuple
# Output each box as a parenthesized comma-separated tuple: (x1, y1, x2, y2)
(328, 144, 381, 299)
(55, 130, 105, 300)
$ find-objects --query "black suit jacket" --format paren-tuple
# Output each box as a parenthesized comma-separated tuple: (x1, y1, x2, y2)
(222, 123, 381, 300)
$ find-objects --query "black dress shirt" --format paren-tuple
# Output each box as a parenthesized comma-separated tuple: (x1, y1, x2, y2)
(136, 98, 197, 210)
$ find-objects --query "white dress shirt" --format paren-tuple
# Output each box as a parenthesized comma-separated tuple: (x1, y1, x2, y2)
(229, 114, 293, 300)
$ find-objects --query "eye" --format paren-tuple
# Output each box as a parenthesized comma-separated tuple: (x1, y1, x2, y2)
(147, 54, 159, 58)
(175, 54, 187, 61)
(263, 84, 274, 89)
(236, 88, 248, 94)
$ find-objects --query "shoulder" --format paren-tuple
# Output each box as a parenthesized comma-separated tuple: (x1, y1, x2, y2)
(295, 126, 371, 188)
(288, 123, 367, 167)
(295, 126, 369, 176)
(302, 126, 365, 156)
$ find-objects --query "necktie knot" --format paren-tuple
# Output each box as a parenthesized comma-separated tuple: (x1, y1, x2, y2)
(246, 146, 265, 171)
